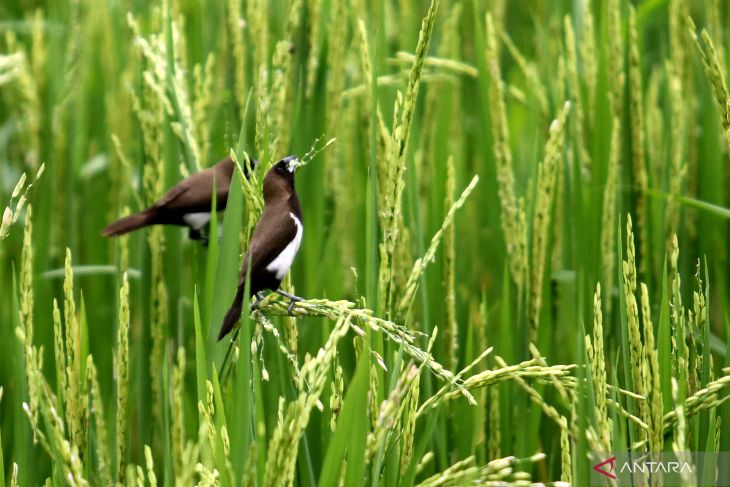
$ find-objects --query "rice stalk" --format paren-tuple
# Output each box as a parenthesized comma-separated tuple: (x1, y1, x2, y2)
(17, 206, 37, 421)
(560, 424, 571, 484)
(197, 379, 230, 480)
(391, 51, 476, 79)
(379, 0, 441, 316)
(528, 345, 571, 412)
(260, 296, 473, 402)
(145, 445, 158, 487)
(487, 385, 500, 460)
(367, 362, 379, 431)
(0, 164, 44, 240)
(86, 356, 112, 485)
(708, 0, 725, 76)
(417, 357, 573, 417)
(400, 365, 421, 475)
(0, 33, 40, 169)
(192, 53, 215, 160)
(9, 462, 17, 487)
(664, 64, 686, 253)
(28, 8, 47, 92)
(226, 0, 246, 116)
(529, 102, 570, 341)
(196, 462, 221, 486)
(253, 311, 300, 379)
(564, 16, 590, 176)
(586, 283, 611, 453)
(323, 0, 348, 198)
(246, 0, 269, 88)
(0, 43, 41, 168)
(601, 119, 619, 311)
(241, 443, 257, 487)
(116, 272, 130, 482)
(147, 227, 168, 435)
(669, 235, 689, 397)
(52, 298, 67, 407)
(639, 283, 662, 454)
(500, 29, 548, 118)
(269, 0, 302, 153)
(127, 24, 171, 436)
(110, 135, 142, 219)
(689, 264, 707, 394)
(62, 249, 88, 458)
(494, 356, 567, 435)
(668, 0, 689, 84)
(304, 0, 323, 99)
(355, 19, 391, 158)
(645, 69, 664, 213)
(342, 71, 456, 99)
(127, 11, 201, 172)
(248, 0, 270, 160)
(23, 372, 88, 486)
(622, 215, 648, 445)
(170, 348, 189, 483)
(628, 6, 650, 276)
(0, 49, 23, 87)
(397, 174, 478, 318)
(670, 378, 696, 485)
(579, 0, 597, 127)
(262, 315, 350, 487)
(367, 363, 418, 461)
(471, 299, 490, 459)
(485, 12, 526, 293)
(688, 17, 730, 151)
(414, 453, 545, 487)
(443, 158, 457, 370)
(607, 0, 624, 119)
(329, 361, 344, 432)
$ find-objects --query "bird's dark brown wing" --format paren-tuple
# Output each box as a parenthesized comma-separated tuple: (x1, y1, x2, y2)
(155, 158, 234, 211)
(218, 203, 298, 340)
(155, 171, 214, 211)
(237, 203, 299, 286)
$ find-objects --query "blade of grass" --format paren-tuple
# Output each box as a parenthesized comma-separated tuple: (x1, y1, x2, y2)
(228, 257, 254, 483)
(645, 188, 730, 219)
(318, 346, 370, 487)
(206, 161, 245, 361)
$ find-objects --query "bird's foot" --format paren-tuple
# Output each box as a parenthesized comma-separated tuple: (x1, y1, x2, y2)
(249, 292, 266, 310)
(188, 227, 210, 245)
(275, 289, 304, 316)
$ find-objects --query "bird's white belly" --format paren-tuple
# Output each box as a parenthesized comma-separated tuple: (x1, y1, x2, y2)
(267, 213, 303, 280)
(183, 211, 223, 230)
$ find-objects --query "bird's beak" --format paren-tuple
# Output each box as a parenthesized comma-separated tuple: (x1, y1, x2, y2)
(284, 156, 300, 173)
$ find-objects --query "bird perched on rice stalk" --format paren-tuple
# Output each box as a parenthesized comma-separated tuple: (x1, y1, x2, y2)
(218, 155, 304, 340)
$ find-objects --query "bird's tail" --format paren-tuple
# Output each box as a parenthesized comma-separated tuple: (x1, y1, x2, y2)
(218, 286, 244, 341)
(102, 209, 155, 237)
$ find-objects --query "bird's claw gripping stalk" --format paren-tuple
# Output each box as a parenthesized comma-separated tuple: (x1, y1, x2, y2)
(249, 291, 266, 310)
(275, 289, 304, 316)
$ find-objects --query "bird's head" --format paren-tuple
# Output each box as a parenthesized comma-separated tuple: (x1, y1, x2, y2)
(264, 156, 300, 201)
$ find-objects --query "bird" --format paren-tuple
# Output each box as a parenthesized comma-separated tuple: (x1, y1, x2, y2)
(218, 155, 304, 340)
(102, 155, 257, 241)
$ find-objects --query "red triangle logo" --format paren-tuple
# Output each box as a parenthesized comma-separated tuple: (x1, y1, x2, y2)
(593, 456, 617, 480)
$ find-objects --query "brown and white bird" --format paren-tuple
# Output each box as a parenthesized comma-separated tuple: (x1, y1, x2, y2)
(218, 156, 303, 340)
(102, 156, 256, 241)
